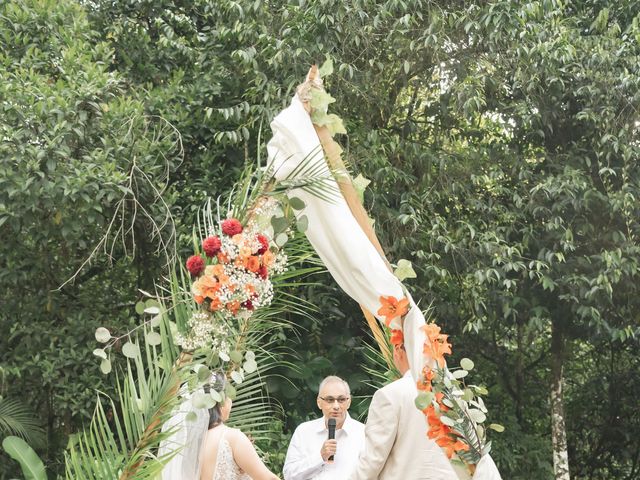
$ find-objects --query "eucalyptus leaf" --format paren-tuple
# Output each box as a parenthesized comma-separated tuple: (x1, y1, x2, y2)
(289, 197, 306, 210)
(231, 370, 244, 384)
(122, 342, 140, 359)
(145, 331, 162, 346)
(92, 348, 107, 360)
(296, 215, 309, 233)
(460, 358, 475, 371)
(452, 370, 468, 379)
(243, 360, 257, 373)
(100, 358, 112, 374)
(95, 327, 111, 343)
(440, 415, 456, 427)
(229, 350, 243, 363)
(276, 232, 289, 247)
(468, 408, 486, 423)
(135, 302, 145, 315)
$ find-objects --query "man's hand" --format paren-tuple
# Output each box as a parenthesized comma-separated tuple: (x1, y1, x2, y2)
(320, 439, 337, 462)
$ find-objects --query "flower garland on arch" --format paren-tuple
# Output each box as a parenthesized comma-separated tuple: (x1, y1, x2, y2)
(378, 295, 503, 470)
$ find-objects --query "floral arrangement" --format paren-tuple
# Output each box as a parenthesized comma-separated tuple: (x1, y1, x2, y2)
(186, 218, 287, 319)
(378, 295, 503, 469)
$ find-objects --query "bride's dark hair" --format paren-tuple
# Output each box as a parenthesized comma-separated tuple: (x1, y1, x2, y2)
(204, 372, 226, 430)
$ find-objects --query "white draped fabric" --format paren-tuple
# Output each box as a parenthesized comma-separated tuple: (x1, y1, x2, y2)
(267, 94, 502, 480)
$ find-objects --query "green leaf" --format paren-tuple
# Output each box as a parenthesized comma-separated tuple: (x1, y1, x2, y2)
(489, 423, 505, 432)
(145, 331, 162, 346)
(95, 327, 111, 343)
(452, 369, 468, 379)
(460, 358, 475, 371)
(135, 302, 145, 315)
(243, 360, 257, 373)
(92, 348, 107, 360)
(271, 215, 288, 234)
(231, 370, 244, 384)
(229, 350, 243, 364)
(224, 383, 237, 400)
(296, 215, 309, 233)
(2, 436, 46, 480)
(414, 391, 434, 410)
(276, 232, 289, 247)
(318, 56, 334, 77)
(394, 259, 417, 281)
(352, 174, 371, 203)
(440, 415, 456, 427)
(289, 197, 306, 210)
(122, 342, 140, 359)
(310, 89, 336, 112)
(468, 409, 486, 423)
(100, 359, 112, 374)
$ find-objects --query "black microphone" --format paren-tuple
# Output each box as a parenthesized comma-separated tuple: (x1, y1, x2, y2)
(327, 418, 336, 462)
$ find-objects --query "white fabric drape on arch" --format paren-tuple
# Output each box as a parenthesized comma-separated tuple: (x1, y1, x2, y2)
(267, 94, 502, 480)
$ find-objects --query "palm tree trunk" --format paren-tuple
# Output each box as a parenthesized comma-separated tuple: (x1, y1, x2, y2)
(551, 318, 570, 480)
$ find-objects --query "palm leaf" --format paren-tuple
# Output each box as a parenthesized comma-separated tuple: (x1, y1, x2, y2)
(0, 398, 46, 449)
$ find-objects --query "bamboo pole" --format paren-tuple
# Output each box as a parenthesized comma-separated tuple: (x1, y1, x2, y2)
(300, 65, 394, 368)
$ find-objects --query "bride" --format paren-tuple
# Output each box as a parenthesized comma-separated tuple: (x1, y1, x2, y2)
(160, 373, 280, 480)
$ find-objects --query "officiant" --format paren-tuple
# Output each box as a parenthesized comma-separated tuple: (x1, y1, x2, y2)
(283, 376, 365, 480)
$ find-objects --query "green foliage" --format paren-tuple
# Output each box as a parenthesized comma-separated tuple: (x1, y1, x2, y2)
(1, 436, 46, 480)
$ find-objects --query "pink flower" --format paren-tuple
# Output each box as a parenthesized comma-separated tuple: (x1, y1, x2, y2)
(202, 236, 222, 257)
(186, 255, 205, 276)
(221, 218, 243, 236)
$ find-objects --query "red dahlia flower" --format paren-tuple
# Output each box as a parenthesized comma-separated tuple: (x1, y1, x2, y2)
(202, 236, 222, 257)
(256, 234, 269, 254)
(221, 218, 243, 236)
(186, 255, 205, 276)
(258, 265, 268, 279)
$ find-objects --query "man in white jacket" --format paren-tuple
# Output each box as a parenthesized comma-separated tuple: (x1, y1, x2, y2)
(349, 343, 470, 480)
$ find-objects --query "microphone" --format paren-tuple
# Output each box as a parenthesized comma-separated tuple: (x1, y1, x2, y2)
(327, 418, 336, 462)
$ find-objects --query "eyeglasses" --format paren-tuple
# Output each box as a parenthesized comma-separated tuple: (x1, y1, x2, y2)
(319, 396, 350, 404)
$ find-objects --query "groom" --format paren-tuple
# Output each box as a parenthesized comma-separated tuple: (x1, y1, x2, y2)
(348, 342, 470, 480)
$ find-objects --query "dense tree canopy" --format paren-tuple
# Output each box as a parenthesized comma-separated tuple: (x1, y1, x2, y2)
(1, 1, 639, 479)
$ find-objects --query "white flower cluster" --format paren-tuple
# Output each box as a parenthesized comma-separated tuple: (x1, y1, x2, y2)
(175, 312, 231, 352)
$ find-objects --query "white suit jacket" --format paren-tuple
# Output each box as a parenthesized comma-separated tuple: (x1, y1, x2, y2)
(349, 372, 470, 480)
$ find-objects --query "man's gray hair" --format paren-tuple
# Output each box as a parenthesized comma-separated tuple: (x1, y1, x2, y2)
(318, 375, 351, 396)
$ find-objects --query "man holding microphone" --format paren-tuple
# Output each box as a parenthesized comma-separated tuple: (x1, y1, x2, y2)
(283, 376, 365, 479)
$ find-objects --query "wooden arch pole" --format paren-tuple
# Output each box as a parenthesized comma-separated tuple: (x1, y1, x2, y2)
(300, 65, 394, 367)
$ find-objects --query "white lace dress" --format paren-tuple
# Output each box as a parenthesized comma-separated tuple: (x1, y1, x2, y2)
(213, 427, 251, 480)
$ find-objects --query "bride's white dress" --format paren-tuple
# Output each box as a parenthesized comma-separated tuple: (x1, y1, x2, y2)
(213, 427, 250, 480)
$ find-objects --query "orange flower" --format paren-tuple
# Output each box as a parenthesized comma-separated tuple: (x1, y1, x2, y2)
(192, 276, 220, 304)
(390, 329, 403, 346)
(226, 300, 241, 315)
(377, 295, 409, 327)
(245, 255, 260, 273)
(261, 250, 274, 267)
(421, 323, 452, 367)
(217, 252, 230, 264)
(209, 297, 222, 311)
(245, 283, 256, 295)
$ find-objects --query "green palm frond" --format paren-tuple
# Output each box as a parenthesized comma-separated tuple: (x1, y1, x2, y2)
(0, 398, 46, 449)
(64, 316, 187, 480)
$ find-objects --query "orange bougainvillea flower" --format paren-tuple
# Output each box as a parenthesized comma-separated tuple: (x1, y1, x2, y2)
(421, 323, 452, 367)
(390, 329, 404, 347)
(377, 295, 410, 327)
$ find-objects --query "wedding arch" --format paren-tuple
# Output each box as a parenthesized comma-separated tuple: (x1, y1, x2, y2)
(3, 66, 502, 480)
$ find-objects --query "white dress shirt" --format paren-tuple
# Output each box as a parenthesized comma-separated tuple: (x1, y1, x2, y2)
(283, 413, 365, 480)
